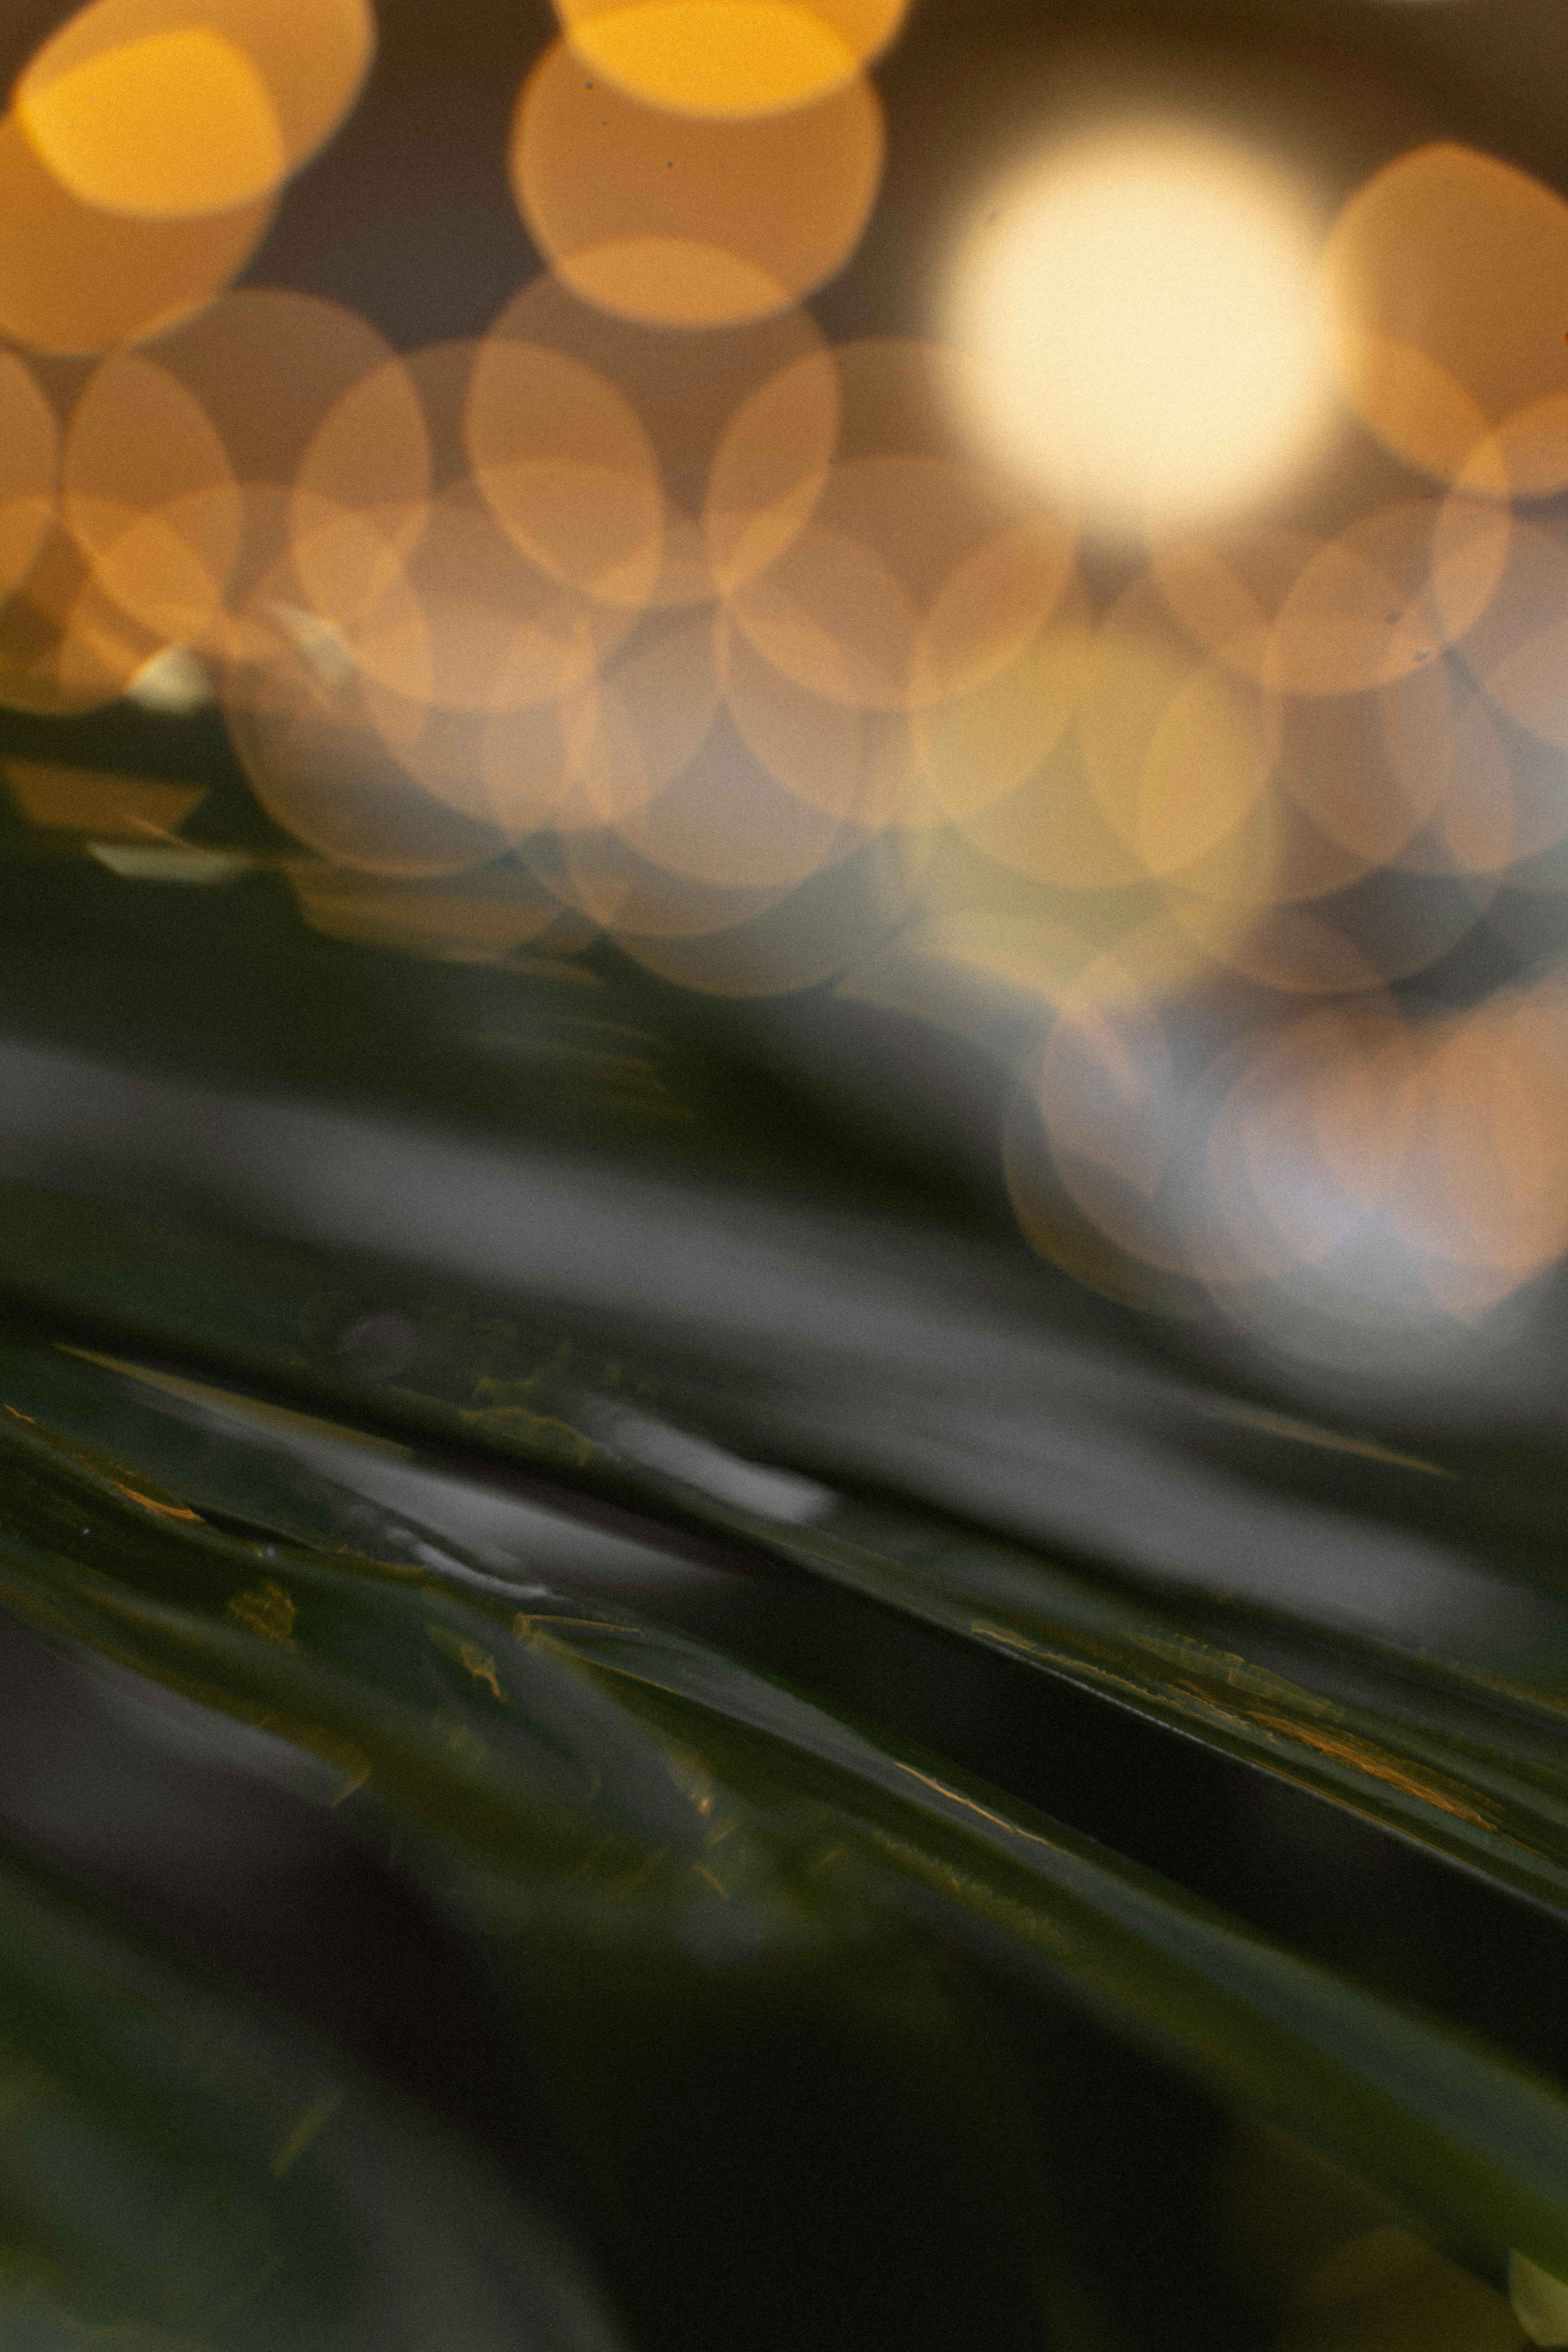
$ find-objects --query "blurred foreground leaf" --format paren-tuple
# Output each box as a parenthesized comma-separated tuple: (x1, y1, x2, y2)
(0, 1379, 1563, 2320)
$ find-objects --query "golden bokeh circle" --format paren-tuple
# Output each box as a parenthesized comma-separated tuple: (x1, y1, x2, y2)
(511, 36, 884, 327)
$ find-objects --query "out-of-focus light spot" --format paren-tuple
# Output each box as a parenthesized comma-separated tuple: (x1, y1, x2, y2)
(1044, 545, 1517, 996)
(1413, 689, 1518, 877)
(466, 338, 664, 611)
(720, 618, 919, 826)
(64, 350, 241, 645)
(16, 0, 375, 213)
(300, 342, 633, 842)
(1390, 986, 1568, 1296)
(291, 368, 431, 636)
(1151, 521, 1321, 682)
(515, 678, 887, 965)
(608, 705, 859, 891)
(1152, 497, 1511, 699)
(1324, 142, 1568, 499)
(90, 293, 416, 647)
(560, 240, 792, 330)
(526, 609, 722, 834)
(0, 4, 373, 350)
(555, 0, 904, 118)
(714, 338, 1078, 831)
(1269, 501, 1509, 698)
(127, 643, 215, 711)
(610, 824, 923, 994)
(288, 863, 575, 964)
(526, 818, 796, 940)
(1270, 663, 1513, 881)
(1005, 935, 1195, 1279)
(512, 37, 884, 326)
(483, 276, 832, 610)
(1511, 2251, 1568, 2348)
(2, 759, 203, 836)
(1193, 986, 1568, 1321)
(1170, 896, 1381, 998)
(1202, 1004, 1419, 1286)
(726, 340, 1076, 706)
(556, 4, 853, 119)
(87, 840, 251, 881)
(0, 110, 271, 353)
(1003, 967, 1568, 1336)
(476, 607, 721, 844)
(726, 479, 908, 706)
(946, 126, 1332, 538)
(0, 354, 58, 606)
(916, 572, 1091, 825)
(957, 721, 1149, 894)
(704, 345, 839, 595)
(1143, 661, 1272, 879)
(221, 573, 508, 877)
(1458, 512, 1568, 753)
(730, 455, 1066, 710)
(354, 479, 624, 727)
(1163, 822, 1499, 993)
(0, 519, 160, 713)
(917, 513, 1078, 706)
(1080, 576, 1277, 888)
(155, 290, 405, 499)
(221, 0, 377, 176)
(18, 29, 287, 219)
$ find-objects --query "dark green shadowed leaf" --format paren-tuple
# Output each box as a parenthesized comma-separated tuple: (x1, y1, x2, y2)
(0, 1394, 1564, 2316)
(1, 1178, 1564, 1937)
(0, 1835, 649, 2348)
(0, 1857, 351, 2351)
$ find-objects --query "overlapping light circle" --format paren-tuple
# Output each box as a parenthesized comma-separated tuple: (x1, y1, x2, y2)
(0, 0, 375, 354)
(15, 0, 376, 219)
(0, 359, 59, 607)
(1001, 971, 1568, 1336)
(1323, 142, 1568, 501)
(0, 18, 1563, 1343)
(551, 0, 908, 119)
(510, 31, 884, 327)
(0, 113, 274, 354)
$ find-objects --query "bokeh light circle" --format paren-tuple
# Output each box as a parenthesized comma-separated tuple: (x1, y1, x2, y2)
(63, 348, 242, 646)
(466, 336, 665, 611)
(0, 111, 273, 353)
(512, 35, 884, 326)
(1323, 142, 1568, 500)
(0, 518, 162, 715)
(947, 125, 1332, 538)
(551, 0, 907, 119)
(0, 356, 59, 604)
(611, 822, 925, 995)
(20, 29, 287, 218)
(15, 0, 376, 221)
(479, 276, 833, 610)
(221, 566, 508, 877)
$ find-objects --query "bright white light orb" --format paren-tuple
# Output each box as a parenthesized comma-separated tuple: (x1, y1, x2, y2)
(947, 126, 1332, 539)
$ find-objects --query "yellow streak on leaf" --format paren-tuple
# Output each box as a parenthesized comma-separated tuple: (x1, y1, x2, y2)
(458, 1641, 504, 1701)
(1249, 1713, 1497, 1829)
(111, 1481, 201, 1522)
(227, 1580, 296, 1647)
